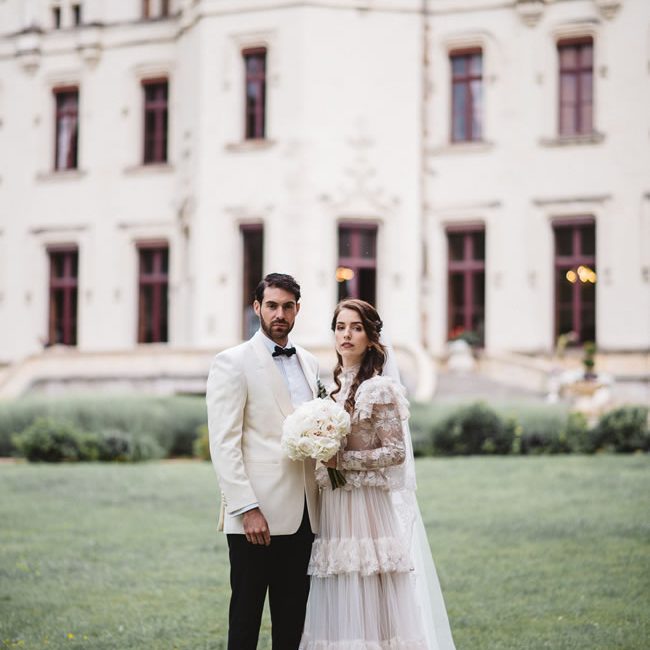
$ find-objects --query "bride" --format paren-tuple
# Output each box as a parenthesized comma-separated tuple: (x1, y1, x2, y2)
(300, 299, 456, 650)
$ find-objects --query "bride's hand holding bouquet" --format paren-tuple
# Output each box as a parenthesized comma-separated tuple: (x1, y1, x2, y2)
(281, 397, 349, 489)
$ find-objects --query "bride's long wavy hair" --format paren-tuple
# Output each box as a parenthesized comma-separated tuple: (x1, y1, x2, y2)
(330, 299, 386, 415)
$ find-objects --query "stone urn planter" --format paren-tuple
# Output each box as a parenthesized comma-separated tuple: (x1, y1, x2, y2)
(446, 339, 476, 373)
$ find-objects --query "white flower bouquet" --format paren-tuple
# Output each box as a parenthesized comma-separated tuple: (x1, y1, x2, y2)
(281, 397, 349, 489)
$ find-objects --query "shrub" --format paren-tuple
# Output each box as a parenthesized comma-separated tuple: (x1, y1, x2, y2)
(12, 418, 98, 462)
(166, 397, 208, 457)
(124, 434, 166, 462)
(589, 406, 650, 453)
(193, 425, 211, 461)
(514, 412, 587, 455)
(515, 416, 567, 455)
(0, 395, 207, 458)
(562, 412, 591, 453)
(97, 430, 132, 461)
(11, 419, 166, 463)
(96, 430, 165, 462)
(409, 402, 462, 457)
(431, 402, 516, 455)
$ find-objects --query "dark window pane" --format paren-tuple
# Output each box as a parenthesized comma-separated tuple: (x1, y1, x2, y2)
(473, 271, 485, 307)
(472, 231, 485, 261)
(557, 269, 575, 303)
(160, 249, 169, 274)
(359, 230, 376, 259)
(70, 290, 78, 344)
(558, 308, 573, 336)
(450, 273, 465, 309)
(581, 279, 596, 305)
(554, 220, 596, 343)
(559, 46, 577, 70)
(580, 225, 595, 256)
(141, 285, 154, 343)
(160, 286, 169, 341)
(141, 250, 154, 274)
(54, 90, 79, 171)
(143, 81, 168, 164)
(452, 83, 467, 141)
(53, 290, 65, 344)
(555, 228, 573, 256)
(448, 234, 465, 261)
(447, 228, 486, 344)
(558, 41, 593, 136)
(339, 229, 352, 257)
(470, 79, 483, 140)
(242, 227, 264, 339)
(338, 279, 350, 302)
(337, 226, 377, 303)
(52, 254, 65, 278)
(469, 53, 482, 75)
(49, 249, 78, 346)
(244, 50, 266, 140)
(358, 268, 376, 305)
(580, 43, 593, 67)
(138, 245, 169, 343)
(451, 56, 466, 77)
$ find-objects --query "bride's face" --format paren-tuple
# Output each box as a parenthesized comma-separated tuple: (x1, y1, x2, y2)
(334, 308, 370, 367)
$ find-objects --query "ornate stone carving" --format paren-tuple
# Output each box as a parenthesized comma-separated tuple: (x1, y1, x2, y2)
(594, 0, 622, 20)
(15, 29, 41, 74)
(322, 120, 397, 216)
(77, 25, 103, 66)
(515, 0, 545, 28)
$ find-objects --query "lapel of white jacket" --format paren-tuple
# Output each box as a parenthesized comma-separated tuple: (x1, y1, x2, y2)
(250, 330, 294, 418)
(296, 346, 318, 398)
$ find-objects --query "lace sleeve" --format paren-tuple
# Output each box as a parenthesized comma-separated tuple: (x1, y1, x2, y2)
(338, 377, 408, 471)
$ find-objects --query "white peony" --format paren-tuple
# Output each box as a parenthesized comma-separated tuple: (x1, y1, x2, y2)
(281, 398, 350, 463)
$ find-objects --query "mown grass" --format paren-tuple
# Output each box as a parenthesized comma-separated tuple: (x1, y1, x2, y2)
(0, 456, 648, 649)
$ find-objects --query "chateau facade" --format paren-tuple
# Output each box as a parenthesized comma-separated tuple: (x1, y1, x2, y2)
(0, 0, 648, 398)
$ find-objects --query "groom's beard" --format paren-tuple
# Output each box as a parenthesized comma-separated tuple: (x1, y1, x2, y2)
(259, 314, 294, 344)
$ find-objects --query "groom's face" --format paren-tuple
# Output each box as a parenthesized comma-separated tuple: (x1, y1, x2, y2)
(254, 286, 300, 345)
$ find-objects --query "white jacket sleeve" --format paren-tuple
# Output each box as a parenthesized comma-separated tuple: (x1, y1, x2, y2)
(206, 352, 257, 514)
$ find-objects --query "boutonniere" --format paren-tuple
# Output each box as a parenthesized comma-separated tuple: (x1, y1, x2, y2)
(316, 378, 328, 399)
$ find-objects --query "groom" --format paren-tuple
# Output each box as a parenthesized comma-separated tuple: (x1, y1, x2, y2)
(206, 273, 320, 650)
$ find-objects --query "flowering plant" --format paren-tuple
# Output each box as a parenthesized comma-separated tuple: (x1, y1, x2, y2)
(281, 397, 349, 489)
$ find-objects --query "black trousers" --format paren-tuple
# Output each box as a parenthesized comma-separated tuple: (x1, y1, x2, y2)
(226, 506, 314, 650)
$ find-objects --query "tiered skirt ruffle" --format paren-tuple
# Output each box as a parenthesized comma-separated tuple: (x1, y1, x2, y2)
(300, 486, 427, 650)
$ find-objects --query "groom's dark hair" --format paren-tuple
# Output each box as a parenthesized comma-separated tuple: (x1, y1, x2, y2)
(254, 273, 301, 303)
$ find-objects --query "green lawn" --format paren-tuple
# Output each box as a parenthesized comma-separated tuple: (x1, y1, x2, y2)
(0, 456, 648, 649)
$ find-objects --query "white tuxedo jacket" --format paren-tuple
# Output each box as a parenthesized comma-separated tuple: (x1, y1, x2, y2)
(206, 330, 320, 535)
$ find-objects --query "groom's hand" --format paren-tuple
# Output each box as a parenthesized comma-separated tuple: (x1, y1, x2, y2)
(243, 508, 271, 546)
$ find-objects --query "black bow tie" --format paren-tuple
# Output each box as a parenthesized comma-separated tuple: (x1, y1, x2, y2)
(272, 345, 296, 358)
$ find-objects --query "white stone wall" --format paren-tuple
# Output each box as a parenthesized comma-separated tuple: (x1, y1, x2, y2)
(0, 0, 647, 394)
(424, 0, 650, 355)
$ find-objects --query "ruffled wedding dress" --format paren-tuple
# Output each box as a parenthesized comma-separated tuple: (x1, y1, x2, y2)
(299, 369, 429, 650)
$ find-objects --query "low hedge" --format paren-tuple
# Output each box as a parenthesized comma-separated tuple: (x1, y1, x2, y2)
(431, 402, 517, 455)
(0, 395, 207, 458)
(193, 424, 211, 461)
(415, 401, 648, 456)
(589, 406, 650, 453)
(12, 418, 165, 462)
(2, 395, 647, 462)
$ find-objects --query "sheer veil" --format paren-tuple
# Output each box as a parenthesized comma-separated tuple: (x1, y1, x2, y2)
(381, 335, 456, 650)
